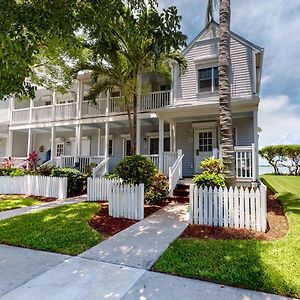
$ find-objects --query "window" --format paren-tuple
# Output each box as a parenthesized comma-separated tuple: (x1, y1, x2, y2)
(198, 67, 219, 93)
(56, 143, 64, 157)
(45, 101, 52, 106)
(124, 139, 131, 157)
(149, 137, 170, 154)
(198, 131, 213, 152)
(108, 139, 114, 156)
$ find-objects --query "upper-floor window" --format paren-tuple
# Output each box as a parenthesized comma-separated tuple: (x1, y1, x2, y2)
(198, 67, 219, 93)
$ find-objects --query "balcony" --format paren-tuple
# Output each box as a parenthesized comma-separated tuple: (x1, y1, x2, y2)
(11, 90, 170, 125)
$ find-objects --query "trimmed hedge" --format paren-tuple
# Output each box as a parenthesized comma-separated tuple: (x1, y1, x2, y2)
(259, 145, 300, 175)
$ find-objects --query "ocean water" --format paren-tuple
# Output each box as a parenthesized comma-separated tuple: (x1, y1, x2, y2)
(259, 165, 288, 175)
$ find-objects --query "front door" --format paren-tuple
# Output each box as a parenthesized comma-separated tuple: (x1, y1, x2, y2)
(194, 129, 216, 173)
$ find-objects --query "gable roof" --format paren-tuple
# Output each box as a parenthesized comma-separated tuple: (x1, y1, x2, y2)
(182, 20, 264, 56)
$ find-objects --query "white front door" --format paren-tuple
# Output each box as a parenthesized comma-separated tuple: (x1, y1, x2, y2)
(194, 129, 216, 173)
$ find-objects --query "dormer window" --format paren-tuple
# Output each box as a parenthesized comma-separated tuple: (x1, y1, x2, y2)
(198, 67, 219, 93)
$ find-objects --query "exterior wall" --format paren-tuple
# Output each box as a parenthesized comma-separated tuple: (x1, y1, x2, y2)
(12, 131, 28, 157)
(233, 117, 254, 146)
(175, 34, 254, 104)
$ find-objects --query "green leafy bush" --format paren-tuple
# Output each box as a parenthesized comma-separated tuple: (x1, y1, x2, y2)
(105, 173, 120, 180)
(200, 157, 224, 173)
(145, 172, 169, 204)
(193, 171, 225, 188)
(115, 155, 156, 188)
(50, 167, 87, 197)
(0, 168, 29, 177)
(114, 155, 168, 204)
(37, 165, 55, 176)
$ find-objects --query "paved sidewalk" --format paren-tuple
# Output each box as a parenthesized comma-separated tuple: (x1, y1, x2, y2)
(79, 202, 189, 269)
(0, 195, 86, 221)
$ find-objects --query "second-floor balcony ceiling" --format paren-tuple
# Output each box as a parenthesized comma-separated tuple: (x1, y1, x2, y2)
(11, 90, 170, 125)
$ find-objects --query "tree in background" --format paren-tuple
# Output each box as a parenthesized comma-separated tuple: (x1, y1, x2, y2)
(206, 0, 236, 186)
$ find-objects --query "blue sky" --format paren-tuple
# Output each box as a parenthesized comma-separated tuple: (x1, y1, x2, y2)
(160, 0, 300, 148)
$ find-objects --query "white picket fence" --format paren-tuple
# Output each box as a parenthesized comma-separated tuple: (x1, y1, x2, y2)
(0, 175, 67, 199)
(189, 184, 267, 232)
(87, 177, 144, 220)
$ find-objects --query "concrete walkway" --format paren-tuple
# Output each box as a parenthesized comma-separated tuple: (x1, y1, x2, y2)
(0, 195, 86, 221)
(79, 202, 189, 269)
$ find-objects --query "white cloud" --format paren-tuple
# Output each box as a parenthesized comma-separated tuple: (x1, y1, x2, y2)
(258, 95, 300, 148)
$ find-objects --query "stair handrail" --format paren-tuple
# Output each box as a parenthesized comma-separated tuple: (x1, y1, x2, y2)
(92, 157, 110, 178)
(168, 153, 184, 196)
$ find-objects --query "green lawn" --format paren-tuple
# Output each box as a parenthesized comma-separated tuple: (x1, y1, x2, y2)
(0, 195, 41, 212)
(153, 175, 300, 298)
(0, 202, 102, 255)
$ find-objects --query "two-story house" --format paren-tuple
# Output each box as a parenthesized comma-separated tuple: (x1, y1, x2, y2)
(1, 21, 264, 185)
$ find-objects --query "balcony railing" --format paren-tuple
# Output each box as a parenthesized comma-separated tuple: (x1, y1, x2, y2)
(10, 90, 171, 125)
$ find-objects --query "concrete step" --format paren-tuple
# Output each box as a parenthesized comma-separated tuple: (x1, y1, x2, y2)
(168, 196, 189, 203)
(175, 184, 190, 191)
(173, 189, 189, 197)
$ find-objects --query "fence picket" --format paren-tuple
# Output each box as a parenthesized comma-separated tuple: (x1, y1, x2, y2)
(250, 188, 256, 230)
(208, 187, 213, 226)
(234, 187, 239, 228)
(203, 187, 208, 225)
(244, 188, 250, 229)
(213, 187, 218, 226)
(223, 187, 229, 228)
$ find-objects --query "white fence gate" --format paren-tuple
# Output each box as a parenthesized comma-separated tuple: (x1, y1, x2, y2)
(189, 184, 267, 232)
(0, 175, 67, 199)
(87, 177, 144, 220)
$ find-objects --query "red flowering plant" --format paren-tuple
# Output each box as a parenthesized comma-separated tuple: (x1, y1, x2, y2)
(1, 157, 14, 169)
(25, 151, 40, 171)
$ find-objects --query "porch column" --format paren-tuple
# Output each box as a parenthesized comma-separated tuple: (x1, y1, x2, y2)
(50, 126, 56, 160)
(76, 80, 83, 119)
(6, 130, 13, 157)
(104, 121, 109, 173)
(170, 121, 176, 152)
(52, 91, 57, 121)
(253, 109, 259, 182)
(27, 128, 33, 155)
(170, 63, 174, 105)
(75, 124, 82, 163)
(159, 117, 164, 171)
(9, 98, 15, 125)
(29, 99, 34, 123)
(97, 128, 101, 156)
(136, 118, 141, 154)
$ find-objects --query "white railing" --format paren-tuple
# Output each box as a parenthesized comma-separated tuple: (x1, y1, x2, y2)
(163, 151, 178, 176)
(82, 98, 106, 118)
(78, 156, 105, 173)
(11, 108, 30, 124)
(141, 90, 170, 111)
(109, 96, 126, 114)
(92, 157, 110, 178)
(189, 184, 267, 232)
(169, 150, 184, 196)
(32, 106, 53, 122)
(55, 103, 76, 120)
(58, 156, 75, 168)
(234, 144, 255, 180)
(145, 154, 159, 169)
(0, 175, 67, 199)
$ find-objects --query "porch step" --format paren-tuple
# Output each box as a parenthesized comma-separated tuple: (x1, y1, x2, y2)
(168, 183, 190, 203)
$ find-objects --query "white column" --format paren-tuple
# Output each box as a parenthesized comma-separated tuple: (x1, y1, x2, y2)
(159, 117, 164, 171)
(97, 128, 101, 156)
(76, 80, 83, 119)
(170, 63, 174, 105)
(104, 121, 109, 173)
(173, 64, 177, 102)
(52, 91, 57, 121)
(253, 109, 259, 182)
(75, 124, 82, 163)
(9, 98, 15, 125)
(29, 99, 34, 123)
(6, 130, 13, 157)
(136, 118, 141, 154)
(50, 126, 56, 160)
(106, 90, 110, 116)
(170, 121, 176, 152)
(27, 128, 33, 155)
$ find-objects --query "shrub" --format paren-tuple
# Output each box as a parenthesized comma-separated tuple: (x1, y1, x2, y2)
(25, 151, 39, 171)
(1, 157, 15, 168)
(50, 167, 87, 197)
(0, 168, 28, 177)
(114, 155, 156, 188)
(200, 158, 224, 174)
(105, 173, 120, 180)
(37, 165, 56, 176)
(193, 171, 225, 188)
(145, 172, 169, 204)
(84, 162, 97, 176)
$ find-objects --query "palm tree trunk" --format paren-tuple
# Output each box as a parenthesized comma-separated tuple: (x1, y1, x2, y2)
(131, 93, 137, 155)
(219, 0, 236, 186)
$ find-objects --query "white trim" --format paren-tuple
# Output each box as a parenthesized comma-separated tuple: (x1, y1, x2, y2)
(192, 121, 217, 129)
(69, 136, 90, 141)
(194, 54, 218, 64)
(121, 133, 131, 139)
(146, 131, 170, 138)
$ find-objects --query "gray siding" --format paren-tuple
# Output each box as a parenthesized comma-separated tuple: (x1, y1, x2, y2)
(176, 122, 194, 177)
(175, 35, 254, 104)
(233, 117, 254, 146)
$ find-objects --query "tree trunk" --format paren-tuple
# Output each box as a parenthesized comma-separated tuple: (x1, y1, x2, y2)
(219, 0, 236, 186)
(131, 93, 137, 155)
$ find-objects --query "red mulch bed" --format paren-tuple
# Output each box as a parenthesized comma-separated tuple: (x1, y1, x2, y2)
(89, 202, 169, 238)
(181, 190, 289, 241)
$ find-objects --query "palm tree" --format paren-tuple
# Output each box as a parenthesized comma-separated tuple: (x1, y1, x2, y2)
(206, 0, 236, 186)
(74, 4, 186, 155)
